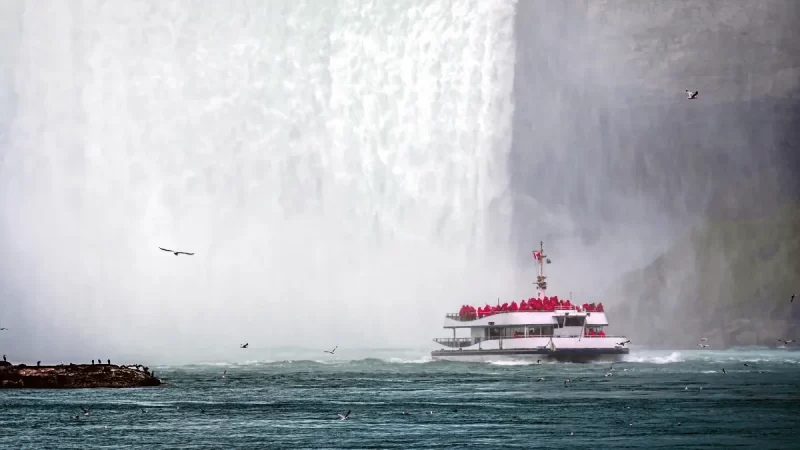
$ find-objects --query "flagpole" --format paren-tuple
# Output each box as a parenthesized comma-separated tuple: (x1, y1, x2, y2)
(535, 241, 547, 299)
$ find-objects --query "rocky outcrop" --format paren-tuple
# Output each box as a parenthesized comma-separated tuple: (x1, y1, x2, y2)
(606, 205, 800, 348)
(0, 363, 161, 389)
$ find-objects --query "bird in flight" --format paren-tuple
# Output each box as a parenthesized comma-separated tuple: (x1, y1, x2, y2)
(685, 89, 698, 99)
(721, 368, 727, 375)
(616, 340, 631, 346)
(159, 247, 194, 256)
(240, 343, 249, 349)
(338, 410, 351, 421)
(81, 406, 91, 417)
(221, 369, 226, 379)
(777, 339, 794, 346)
(324, 346, 338, 355)
(0, 327, 8, 331)
(791, 294, 795, 303)
(698, 344, 710, 348)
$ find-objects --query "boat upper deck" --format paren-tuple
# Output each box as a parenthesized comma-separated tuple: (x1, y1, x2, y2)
(444, 297, 610, 328)
(443, 309, 609, 328)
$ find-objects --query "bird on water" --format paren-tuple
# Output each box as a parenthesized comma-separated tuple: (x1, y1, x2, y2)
(159, 247, 194, 256)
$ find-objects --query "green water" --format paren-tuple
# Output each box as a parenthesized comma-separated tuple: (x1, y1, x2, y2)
(1, 349, 798, 448)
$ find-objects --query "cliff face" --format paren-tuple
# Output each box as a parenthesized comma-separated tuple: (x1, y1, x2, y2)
(0, 364, 161, 389)
(605, 206, 800, 348)
(509, 0, 800, 248)
(508, 1, 800, 342)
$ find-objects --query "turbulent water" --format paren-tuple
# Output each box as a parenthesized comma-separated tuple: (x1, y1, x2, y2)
(2, 349, 799, 448)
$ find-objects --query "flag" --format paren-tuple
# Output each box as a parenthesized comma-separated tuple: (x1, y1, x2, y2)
(532, 251, 541, 260)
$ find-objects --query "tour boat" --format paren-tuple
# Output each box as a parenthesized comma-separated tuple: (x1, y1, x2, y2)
(431, 242, 630, 363)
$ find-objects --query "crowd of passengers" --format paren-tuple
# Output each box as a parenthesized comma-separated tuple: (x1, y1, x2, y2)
(458, 297, 605, 320)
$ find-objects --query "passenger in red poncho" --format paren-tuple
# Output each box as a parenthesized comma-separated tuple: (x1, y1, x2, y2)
(510, 301, 519, 312)
(597, 303, 604, 312)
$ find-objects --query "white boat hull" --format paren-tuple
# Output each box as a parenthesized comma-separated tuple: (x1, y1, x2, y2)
(431, 337, 629, 363)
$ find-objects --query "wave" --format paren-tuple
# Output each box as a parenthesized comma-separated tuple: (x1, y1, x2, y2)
(624, 351, 684, 364)
(154, 348, 800, 370)
(488, 360, 536, 366)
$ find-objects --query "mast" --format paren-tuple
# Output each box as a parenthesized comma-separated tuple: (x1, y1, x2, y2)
(535, 241, 547, 298)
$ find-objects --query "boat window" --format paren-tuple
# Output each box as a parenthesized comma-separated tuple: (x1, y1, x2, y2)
(564, 316, 585, 327)
(503, 327, 526, 338)
(528, 326, 554, 337)
(488, 327, 504, 339)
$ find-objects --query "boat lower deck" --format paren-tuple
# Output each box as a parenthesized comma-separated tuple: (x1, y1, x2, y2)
(431, 347, 629, 363)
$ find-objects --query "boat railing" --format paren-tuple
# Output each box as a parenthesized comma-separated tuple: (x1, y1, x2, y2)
(434, 335, 627, 346)
(433, 337, 473, 348)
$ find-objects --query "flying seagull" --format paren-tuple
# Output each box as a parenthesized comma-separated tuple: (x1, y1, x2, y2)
(777, 339, 794, 345)
(698, 344, 710, 348)
(81, 406, 91, 417)
(701, 337, 708, 342)
(240, 343, 249, 349)
(159, 247, 194, 256)
(338, 410, 351, 421)
(221, 369, 226, 379)
(791, 294, 795, 303)
(0, 327, 8, 331)
(616, 340, 631, 346)
(685, 89, 698, 99)
(722, 368, 727, 375)
(324, 346, 338, 355)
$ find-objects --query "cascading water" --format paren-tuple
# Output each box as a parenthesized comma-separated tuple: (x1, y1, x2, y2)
(0, 1, 519, 361)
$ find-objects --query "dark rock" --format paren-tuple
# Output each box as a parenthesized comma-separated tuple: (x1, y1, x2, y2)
(0, 364, 162, 389)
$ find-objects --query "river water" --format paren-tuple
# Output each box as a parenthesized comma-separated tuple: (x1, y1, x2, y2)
(1, 348, 798, 448)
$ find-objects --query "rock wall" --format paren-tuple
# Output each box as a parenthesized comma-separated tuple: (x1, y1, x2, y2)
(0, 363, 161, 389)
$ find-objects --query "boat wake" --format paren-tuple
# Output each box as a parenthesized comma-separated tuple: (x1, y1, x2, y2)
(623, 351, 684, 364)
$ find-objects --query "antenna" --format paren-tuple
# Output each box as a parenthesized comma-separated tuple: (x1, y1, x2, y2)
(535, 241, 547, 298)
